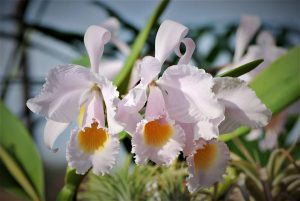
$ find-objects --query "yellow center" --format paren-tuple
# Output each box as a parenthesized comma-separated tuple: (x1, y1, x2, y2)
(143, 119, 173, 147)
(193, 143, 218, 173)
(77, 122, 108, 153)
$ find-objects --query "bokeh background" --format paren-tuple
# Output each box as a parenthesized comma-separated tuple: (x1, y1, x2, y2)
(1, 0, 299, 200)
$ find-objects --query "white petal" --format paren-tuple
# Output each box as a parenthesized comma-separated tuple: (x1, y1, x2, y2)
(176, 38, 195, 65)
(213, 77, 272, 134)
(101, 17, 120, 35)
(115, 84, 147, 134)
(91, 134, 120, 175)
(96, 75, 123, 134)
(256, 31, 275, 46)
(128, 62, 141, 89)
(157, 65, 224, 123)
(155, 20, 188, 63)
(194, 120, 220, 141)
(145, 86, 166, 121)
(27, 65, 93, 122)
(233, 15, 261, 62)
(44, 119, 69, 152)
(246, 129, 263, 141)
(99, 60, 123, 81)
(260, 112, 287, 150)
(101, 17, 130, 55)
(178, 122, 195, 157)
(140, 56, 161, 86)
(187, 140, 230, 193)
(82, 91, 105, 128)
(84, 25, 111, 73)
(66, 129, 92, 175)
(132, 117, 185, 166)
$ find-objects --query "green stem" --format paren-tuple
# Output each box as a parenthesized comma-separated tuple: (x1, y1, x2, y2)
(56, 167, 85, 201)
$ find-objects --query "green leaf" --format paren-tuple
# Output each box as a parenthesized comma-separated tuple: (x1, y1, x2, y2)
(113, 0, 170, 95)
(219, 45, 300, 142)
(0, 101, 44, 200)
(218, 59, 263, 77)
(0, 146, 39, 201)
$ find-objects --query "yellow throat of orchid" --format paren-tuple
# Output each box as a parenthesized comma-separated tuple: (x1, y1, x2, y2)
(193, 143, 218, 173)
(143, 119, 173, 147)
(78, 122, 108, 153)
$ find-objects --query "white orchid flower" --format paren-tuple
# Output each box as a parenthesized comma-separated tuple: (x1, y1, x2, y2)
(186, 138, 230, 193)
(225, 15, 288, 149)
(116, 20, 225, 166)
(27, 26, 122, 175)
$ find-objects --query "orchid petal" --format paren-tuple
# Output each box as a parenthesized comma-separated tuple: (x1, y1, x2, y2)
(116, 106, 142, 135)
(44, 119, 69, 152)
(155, 20, 188, 63)
(97, 76, 123, 134)
(91, 135, 120, 175)
(145, 86, 166, 121)
(84, 25, 111, 73)
(157, 65, 224, 123)
(178, 122, 195, 157)
(132, 117, 185, 166)
(128, 62, 141, 89)
(194, 120, 219, 141)
(101, 17, 130, 55)
(27, 65, 93, 122)
(99, 60, 123, 81)
(233, 15, 261, 62)
(256, 31, 275, 46)
(140, 56, 161, 86)
(66, 129, 92, 175)
(116, 84, 147, 134)
(82, 91, 105, 128)
(187, 139, 230, 193)
(246, 129, 263, 141)
(176, 38, 196, 65)
(213, 77, 271, 133)
(259, 112, 287, 150)
(101, 17, 120, 34)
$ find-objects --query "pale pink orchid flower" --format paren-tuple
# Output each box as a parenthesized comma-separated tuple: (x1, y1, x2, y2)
(186, 138, 230, 193)
(27, 26, 122, 175)
(116, 20, 226, 167)
(181, 16, 270, 191)
(226, 15, 293, 150)
(182, 76, 271, 191)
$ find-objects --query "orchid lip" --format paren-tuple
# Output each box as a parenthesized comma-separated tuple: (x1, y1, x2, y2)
(143, 118, 173, 148)
(77, 121, 109, 153)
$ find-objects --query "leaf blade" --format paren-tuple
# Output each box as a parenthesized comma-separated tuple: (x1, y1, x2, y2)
(0, 101, 44, 200)
(218, 59, 263, 78)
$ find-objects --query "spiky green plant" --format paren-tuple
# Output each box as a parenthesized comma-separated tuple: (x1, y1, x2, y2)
(230, 139, 300, 201)
(77, 157, 234, 201)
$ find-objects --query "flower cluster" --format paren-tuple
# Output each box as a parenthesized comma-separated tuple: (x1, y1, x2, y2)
(27, 20, 271, 192)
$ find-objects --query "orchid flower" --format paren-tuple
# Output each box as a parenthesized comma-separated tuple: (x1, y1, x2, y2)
(27, 26, 122, 175)
(186, 138, 230, 193)
(116, 20, 192, 165)
(225, 15, 290, 149)
(117, 20, 226, 166)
